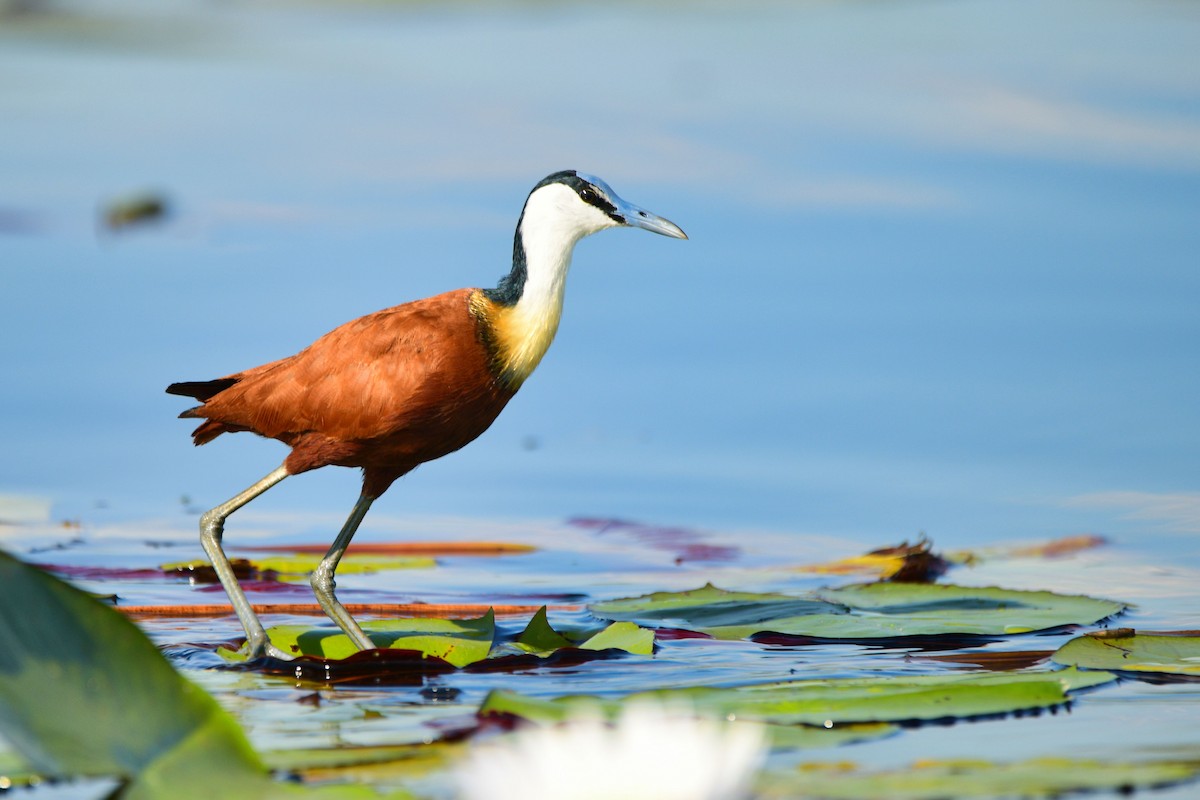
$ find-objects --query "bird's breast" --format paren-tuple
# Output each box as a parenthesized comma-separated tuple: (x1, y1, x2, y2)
(468, 290, 562, 390)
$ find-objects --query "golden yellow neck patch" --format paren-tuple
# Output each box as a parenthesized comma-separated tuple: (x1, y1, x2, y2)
(469, 290, 563, 390)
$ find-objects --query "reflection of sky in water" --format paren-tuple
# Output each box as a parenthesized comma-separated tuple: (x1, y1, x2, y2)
(1, 1, 1198, 561)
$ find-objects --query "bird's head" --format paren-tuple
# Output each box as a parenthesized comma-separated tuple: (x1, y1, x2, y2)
(520, 170, 688, 246)
(481, 170, 687, 384)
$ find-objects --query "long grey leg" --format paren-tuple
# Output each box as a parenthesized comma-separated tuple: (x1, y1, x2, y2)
(310, 493, 376, 651)
(199, 465, 291, 660)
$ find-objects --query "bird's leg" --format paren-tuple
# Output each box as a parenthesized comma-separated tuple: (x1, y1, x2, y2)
(199, 465, 292, 660)
(310, 492, 377, 651)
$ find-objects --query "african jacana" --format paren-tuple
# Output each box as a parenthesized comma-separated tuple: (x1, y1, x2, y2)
(168, 171, 686, 659)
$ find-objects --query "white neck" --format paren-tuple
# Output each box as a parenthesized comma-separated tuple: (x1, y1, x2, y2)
(499, 184, 613, 380)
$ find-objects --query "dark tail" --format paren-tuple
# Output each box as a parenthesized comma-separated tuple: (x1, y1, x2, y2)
(167, 378, 240, 445)
(166, 378, 237, 402)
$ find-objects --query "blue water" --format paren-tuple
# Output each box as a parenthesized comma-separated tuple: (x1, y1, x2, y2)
(2, 0, 1198, 565)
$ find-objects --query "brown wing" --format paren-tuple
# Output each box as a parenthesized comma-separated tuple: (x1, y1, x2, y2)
(179, 288, 503, 451)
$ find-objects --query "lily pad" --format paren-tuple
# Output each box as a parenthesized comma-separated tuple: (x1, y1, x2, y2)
(264, 611, 496, 667)
(1051, 629, 1200, 676)
(591, 582, 1126, 640)
(762, 756, 1200, 799)
(578, 621, 655, 655)
(511, 608, 654, 657)
(591, 583, 847, 628)
(480, 668, 1114, 729)
(0, 550, 266, 783)
(512, 606, 575, 654)
(0, 551, 409, 799)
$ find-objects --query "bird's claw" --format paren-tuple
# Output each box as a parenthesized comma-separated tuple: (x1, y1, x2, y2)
(244, 637, 295, 662)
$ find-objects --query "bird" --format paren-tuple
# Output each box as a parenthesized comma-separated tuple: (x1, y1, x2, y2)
(168, 170, 687, 660)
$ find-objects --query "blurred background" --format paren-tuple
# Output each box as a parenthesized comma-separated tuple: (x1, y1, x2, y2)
(1, 0, 1198, 559)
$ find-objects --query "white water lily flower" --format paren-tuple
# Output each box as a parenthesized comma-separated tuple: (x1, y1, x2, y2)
(457, 701, 767, 800)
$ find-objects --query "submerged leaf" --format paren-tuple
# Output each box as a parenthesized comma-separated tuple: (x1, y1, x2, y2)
(1052, 629, 1200, 676)
(762, 756, 1200, 799)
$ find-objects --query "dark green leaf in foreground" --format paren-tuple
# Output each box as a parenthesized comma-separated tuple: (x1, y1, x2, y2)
(480, 667, 1114, 730)
(761, 756, 1200, 799)
(0, 550, 266, 785)
(591, 582, 1126, 640)
(0, 551, 410, 799)
(1051, 629, 1200, 676)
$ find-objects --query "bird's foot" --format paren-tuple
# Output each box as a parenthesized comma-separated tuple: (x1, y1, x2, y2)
(244, 636, 296, 662)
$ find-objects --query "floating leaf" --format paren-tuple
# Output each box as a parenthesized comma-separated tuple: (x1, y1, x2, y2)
(762, 756, 1200, 799)
(0, 550, 267, 783)
(249, 542, 536, 556)
(162, 554, 434, 583)
(263, 742, 463, 786)
(912, 649, 1053, 671)
(121, 601, 563, 620)
(805, 582, 1127, 636)
(577, 621, 655, 655)
(0, 552, 415, 798)
(512, 607, 573, 654)
(592, 583, 1126, 641)
(264, 611, 496, 667)
(480, 668, 1114, 730)
(510, 609, 654, 656)
(1051, 629, 1200, 676)
(954, 534, 1109, 564)
(799, 538, 954, 581)
(591, 583, 847, 628)
(102, 191, 169, 231)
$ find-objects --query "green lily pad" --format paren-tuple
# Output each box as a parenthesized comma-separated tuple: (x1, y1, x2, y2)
(578, 621, 655, 655)
(591, 582, 1126, 640)
(265, 611, 496, 667)
(0, 552, 414, 799)
(591, 583, 847, 627)
(480, 668, 1114, 729)
(762, 756, 1200, 799)
(1051, 629, 1200, 676)
(513, 606, 574, 654)
(511, 608, 655, 657)
(0, 550, 267, 783)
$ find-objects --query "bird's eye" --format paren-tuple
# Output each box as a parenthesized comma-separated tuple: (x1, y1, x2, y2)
(580, 188, 597, 204)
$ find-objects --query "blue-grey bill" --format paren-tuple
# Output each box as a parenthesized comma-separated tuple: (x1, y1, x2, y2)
(621, 203, 688, 239)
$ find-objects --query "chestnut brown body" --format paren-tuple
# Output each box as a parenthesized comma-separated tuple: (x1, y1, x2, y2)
(169, 289, 514, 499)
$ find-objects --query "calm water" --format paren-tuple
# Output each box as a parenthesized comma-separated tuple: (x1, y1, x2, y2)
(3, 3, 1200, 795)
(3, 0, 1199, 559)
